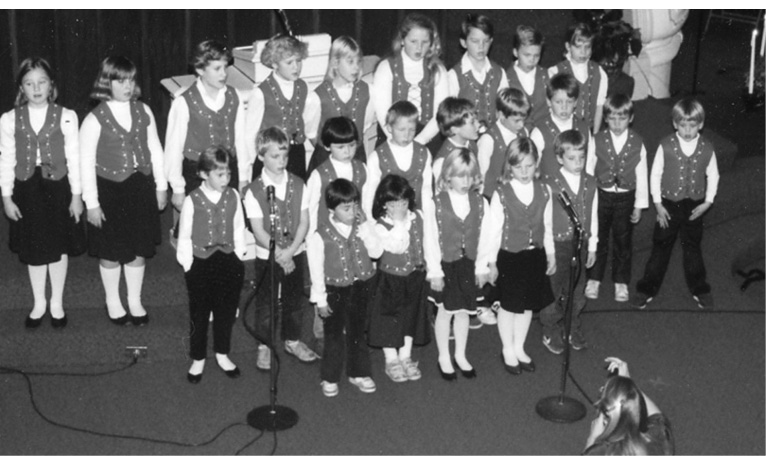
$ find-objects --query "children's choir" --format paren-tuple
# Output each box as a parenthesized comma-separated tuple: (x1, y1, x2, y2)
(0, 13, 719, 396)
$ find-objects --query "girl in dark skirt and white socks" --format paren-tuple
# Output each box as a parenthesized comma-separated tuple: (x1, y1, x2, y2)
(479, 137, 555, 374)
(79, 56, 168, 325)
(0, 57, 84, 328)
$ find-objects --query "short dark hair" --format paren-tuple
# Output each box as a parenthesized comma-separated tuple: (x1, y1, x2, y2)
(372, 174, 416, 220)
(386, 100, 419, 126)
(90, 55, 142, 101)
(513, 25, 544, 49)
(461, 14, 493, 40)
(565, 22, 594, 46)
(198, 145, 231, 174)
(554, 129, 587, 158)
(321, 116, 358, 148)
(547, 72, 579, 100)
(437, 97, 476, 136)
(192, 40, 233, 70)
(603, 93, 634, 118)
(325, 178, 360, 210)
(496, 88, 530, 118)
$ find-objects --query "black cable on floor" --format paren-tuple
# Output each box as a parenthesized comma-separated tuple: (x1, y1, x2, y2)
(233, 428, 265, 455)
(0, 363, 256, 451)
(567, 369, 596, 407)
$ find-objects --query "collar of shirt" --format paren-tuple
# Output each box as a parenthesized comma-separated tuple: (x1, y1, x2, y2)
(560, 167, 582, 194)
(199, 183, 223, 204)
(271, 70, 295, 99)
(195, 78, 226, 109)
(566, 55, 589, 82)
(509, 178, 535, 204)
(514, 61, 537, 76)
(448, 137, 469, 148)
(551, 115, 573, 132)
(328, 215, 353, 238)
(260, 169, 289, 199)
(610, 130, 628, 153)
(329, 157, 354, 178)
(676, 133, 700, 156)
(496, 121, 520, 144)
(446, 189, 471, 219)
(387, 140, 414, 156)
(461, 53, 490, 77)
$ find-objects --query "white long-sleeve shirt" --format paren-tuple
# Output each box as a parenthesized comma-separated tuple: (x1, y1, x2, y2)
(176, 185, 247, 272)
(79, 101, 167, 210)
(306, 157, 369, 234)
(478, 181, 555, 273)
(243, 71, 320, 183)
(585, 129, 649, 209)
(372, 49, 449, 146)
(306, 217, 382, 307)
(423, 189, 494, 279)
(164, 79, 247, 194)
(650, 133, 720, 204)
(0, 105, 81, 196)
(446, 52, 509, 97)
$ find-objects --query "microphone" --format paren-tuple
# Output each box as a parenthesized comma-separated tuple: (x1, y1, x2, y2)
(557, 190, 581, 228)
(266, 185, 276, 223)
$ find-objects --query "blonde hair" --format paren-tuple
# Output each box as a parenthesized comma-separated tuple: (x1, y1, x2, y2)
(391, 13, 443, 86)
(437, 148, 482, 193)
(256, 126, 289, 157)
(501, 137, 538, 183)
(90, 56, 141, 101)
(325, 36, 362, 82)
(260, 35, 308, 69)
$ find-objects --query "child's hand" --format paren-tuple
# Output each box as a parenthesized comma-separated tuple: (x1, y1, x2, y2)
(171, 193, 185, 212)
(275, 247, 292, 265)
(546, 254, 557, 276)
(429, 277, 445, 292)
(318, 305, 332, 319)
(88, 207, 106, 228)
(2, 197, 22, 221)
(156, 190, 168, 211)
(689, 201, 711, 221)
(280, 258, 296, 275)
(604, 357, 631, 378)
(69, 194, 84, 223)
(476, 273, 489, 288)
(488, 263, 499, 285)
(630, 207, 642, 224)
(655, 203, 670, 229)
(586, 251, 596, 269)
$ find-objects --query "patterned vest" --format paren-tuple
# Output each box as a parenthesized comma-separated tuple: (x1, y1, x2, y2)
(482, 123, 513, 199)
(506, 65, 550, 129)
(92, 101, 152, 182)
(388, 53, 435, 125)
(190, 187, 238, 258)
(535, 114, 590, 179)
(544, 168, 597, 242)
(435, 137, 478, 162)
(13, 104, 67, 181)
(434, 191, 483, 262)
(594, 129, 643, 190)
(375, 142, 429, 210)
(554, 60, 602, 127)
(181, 84, 239, 161)
(315, 79, 369, 142)
(318, 221, 376, 286)
(378, 212, 425, 276)
(247, 173, 304, 250)
(453, 60, 504, 125)
(659, 135, 714, 202)
(497, 180, 549, 253)
(259, 73, 307, 143)
(315, 159, 367, 229)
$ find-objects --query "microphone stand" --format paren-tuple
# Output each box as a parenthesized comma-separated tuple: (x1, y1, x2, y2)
(247, 195, 299, 431)
(536, 208, 587, 423)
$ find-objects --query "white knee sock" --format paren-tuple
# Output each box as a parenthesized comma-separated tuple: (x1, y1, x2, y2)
(100, 264, 125, 318)
(124, 264, 146, 316)
(383, 348, 399, 364)
(398, 336, 413, 361)
(434, 309, 453, 370)
(513, 310, 533, 363)
(48, 255, 68, 318)
(28, 265, 48, 318)
(452, 313, 472, 370)
(496, 308, 518, 365)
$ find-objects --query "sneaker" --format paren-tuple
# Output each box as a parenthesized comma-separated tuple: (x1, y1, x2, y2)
(476, 307, 497, 325)
(694, 293, 714, 309)
(321, 381, 339, 397)
(585, 280, 600, 299)
(468, 315, 483, 330)
(631, 292, 653, 310)
(385, 360, 408, 383)
(256, 345, 271, 371)
(400, 358, 422, 381)
(614, 284, 629, 302)
(569, 328, 588, 350)
(284, 340, 319, 363)
(348, 376, 376, 393)
(542, 330, 565, 355)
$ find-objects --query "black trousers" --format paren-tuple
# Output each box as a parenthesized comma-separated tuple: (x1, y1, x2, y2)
(253, 252, 306, 344)
(186, 251, 245, 360)
(320, 278, 374, 382)
(637, 198, 710, 297)
(588, 189, 635, 284)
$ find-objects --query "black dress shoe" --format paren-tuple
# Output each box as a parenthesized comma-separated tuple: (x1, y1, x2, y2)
(107, 311, 129, 326)
(502, 355, 522, 375)
(130, 314, 149, 326)
(457, 366, 477, 379)
(519, 359, 535, 372)
(51, 315, 68, 329)
(25, 315, 43, 329)
(220, 366, 241, 379)
(437, 362, 457, 381)
(187, 372, 202, 384)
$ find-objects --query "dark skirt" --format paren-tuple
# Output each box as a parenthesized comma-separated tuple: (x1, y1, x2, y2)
(87, 172, 161, 263)
(428, 257, 479, 314)
(496, 248, 554, 313)
(8, 168, 85, 265)
(367, 269, 430, 348)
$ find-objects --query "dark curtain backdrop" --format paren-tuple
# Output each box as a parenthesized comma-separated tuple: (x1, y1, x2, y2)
(2, 9, 697, 142)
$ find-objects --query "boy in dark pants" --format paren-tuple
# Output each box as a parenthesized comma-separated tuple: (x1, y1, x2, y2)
(307, 179, 382, 397)
(633, 98, 719, 310)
